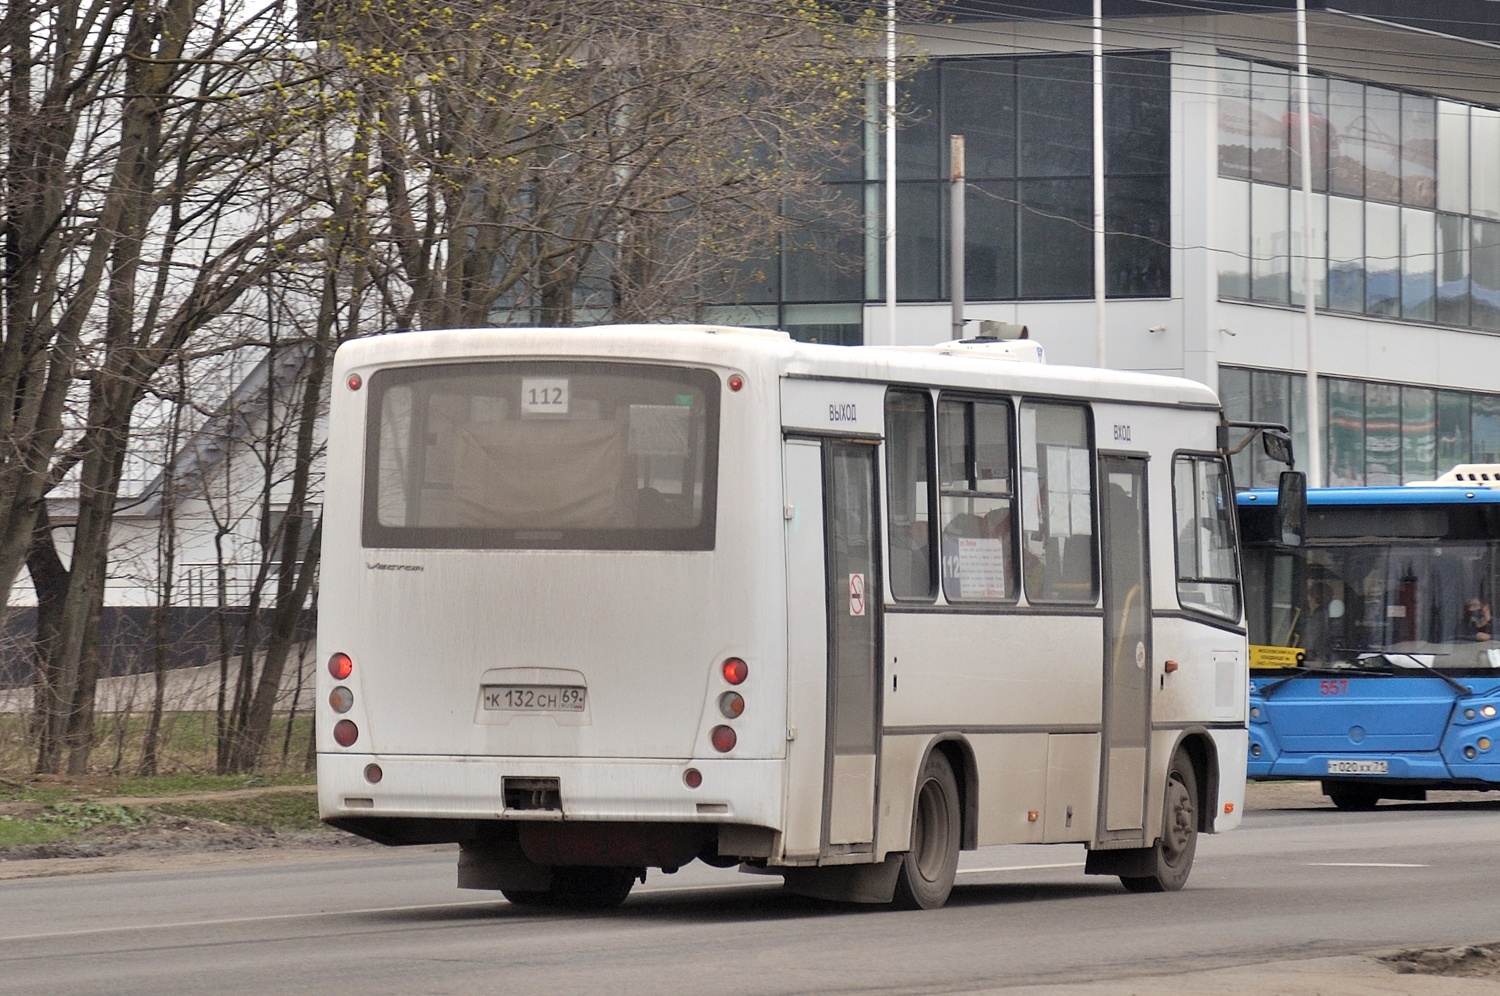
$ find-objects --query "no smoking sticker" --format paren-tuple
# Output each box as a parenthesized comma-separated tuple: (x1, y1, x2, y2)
(849, 573, 866, 616)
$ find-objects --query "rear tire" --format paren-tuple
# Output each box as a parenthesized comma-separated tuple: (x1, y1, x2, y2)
(1120, 751, 1199, 893)
(1325, 782, 1381, 811)
(502, 866, 637, 910)
(892, 751, 961, 910)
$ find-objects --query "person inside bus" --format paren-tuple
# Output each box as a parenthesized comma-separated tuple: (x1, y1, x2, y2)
(1300, 584, 1334, 662)
(1458, 597, 1493, 642)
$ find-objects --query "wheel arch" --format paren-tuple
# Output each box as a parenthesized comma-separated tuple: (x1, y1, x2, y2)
(923, 736, 979, 850)
(1167, 728, 1218, 834)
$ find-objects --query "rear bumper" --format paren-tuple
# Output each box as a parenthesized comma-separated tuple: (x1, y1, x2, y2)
(317, 752, 784, 828)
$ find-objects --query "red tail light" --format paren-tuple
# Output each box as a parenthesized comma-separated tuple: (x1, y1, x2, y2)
(710, 725, 737, 753)
(721, 657, 748, 685)
(333, 720, 359, 747)
(328, 653, 353, 680)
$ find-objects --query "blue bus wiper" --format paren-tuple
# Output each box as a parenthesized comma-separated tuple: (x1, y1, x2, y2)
(1363, 651, 1472, 696)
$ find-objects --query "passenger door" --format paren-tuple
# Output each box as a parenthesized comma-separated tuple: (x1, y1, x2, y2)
(1098, 456, 1152, 843)
(783, 437, 882, 858)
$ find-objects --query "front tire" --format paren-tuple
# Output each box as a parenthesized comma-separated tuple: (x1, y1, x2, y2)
(892, 751, 961, 910)
(1120, 751, 1199, 893)
(1325, 781, 1381, 811)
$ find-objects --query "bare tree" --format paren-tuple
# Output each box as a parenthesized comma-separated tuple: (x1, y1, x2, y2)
(2, 0, 331, 772)
(310, 0, 911, 329)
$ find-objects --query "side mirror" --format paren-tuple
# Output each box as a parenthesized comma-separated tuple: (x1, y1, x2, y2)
(1276, 470, 1307, 548)
(1262, 429, 1294, 467)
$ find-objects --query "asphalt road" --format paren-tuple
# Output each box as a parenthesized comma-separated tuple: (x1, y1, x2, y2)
(3, 785, 1499, 995)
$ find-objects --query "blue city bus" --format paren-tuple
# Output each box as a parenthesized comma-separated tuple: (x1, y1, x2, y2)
(1237, 478, 1500, 809)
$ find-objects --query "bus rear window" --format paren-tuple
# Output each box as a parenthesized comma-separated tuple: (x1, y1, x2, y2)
(363, 361, 719, 550)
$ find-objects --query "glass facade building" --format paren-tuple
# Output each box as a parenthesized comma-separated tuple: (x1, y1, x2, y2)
(1217, 54, 1500, 329)
(1221, 367, 1500, 488)
(705, 52, 1174, 344)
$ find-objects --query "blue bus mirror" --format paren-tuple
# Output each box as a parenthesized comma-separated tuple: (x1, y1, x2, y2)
(1277, 470, 1306, 548)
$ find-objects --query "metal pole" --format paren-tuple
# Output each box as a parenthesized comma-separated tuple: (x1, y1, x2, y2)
(884, 0, 898, 346)
(1297, 0, 1322, 484)
(1093, 0, 1106, 367)
(950, 134, 966, 340)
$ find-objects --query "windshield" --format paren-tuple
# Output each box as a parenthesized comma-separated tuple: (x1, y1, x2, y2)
(1244, 541, 1500, 670)
(363, 360, 720, 550)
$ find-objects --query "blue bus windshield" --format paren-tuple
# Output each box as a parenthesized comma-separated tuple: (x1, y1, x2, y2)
(1240, 490, 1500, 671)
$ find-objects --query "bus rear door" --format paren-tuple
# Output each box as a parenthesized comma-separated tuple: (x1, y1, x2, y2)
(783, 437, 882, 860)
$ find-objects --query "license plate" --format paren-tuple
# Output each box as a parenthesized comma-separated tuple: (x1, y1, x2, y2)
(482, 685, 587, 712)
(1326, 759, 1388, 775)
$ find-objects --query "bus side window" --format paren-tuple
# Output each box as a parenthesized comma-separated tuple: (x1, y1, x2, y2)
(937, 396, 1017, 602)
(1172, 454, 1241, 622)
(885, 389, 935, 600)
(1020, 402, 1096, 603)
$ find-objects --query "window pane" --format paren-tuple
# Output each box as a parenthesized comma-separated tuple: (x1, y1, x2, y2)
(938, 399, 1016, 602)
(1020, 403, 1094, 603)
(1174, 456, 1240, 620)
(1250, 63, 1291, 186)
(1327, 196, 1365, 312)
(1437, 101, 1470, 214)
(1473, 108, 1500, 220)
(1437, 390, 1472, 471)
(1289, 74, 1328, 192)
(1437, 213, 1471, 327)
(1327, 378, 1365, 486)
(1365, 201, 1400, 316)
(707, 249, 779, 304)
(973, 402, 1013, 494)
(966, 181, 1017, 300)
(896, 182, 942, 301)
(1018, 178, 1092, 298)
(940, 494, 1016, 600)
(1400, 93, 1436, 208)
(1402, 386, 1437, 483)
(366, 362, 718, 550)
(785, 304, 863, 345)
(1365, 382, 1401, 485)
(1018, 56, 1091, 177)
(1401, 207, 1436, 321)
(1106, 52, 1170, 175)
(1327, 78, 1365, 197)
(1219, 366, 1252, 487)
(1218, 56, 1253, 180)
(943, 60, 1016, 179)
(898, 67, 941, 180)
(783, 187, 863, 302)
(1364, 87, 1401, 203)
(1472, 217, 1500, 331)
(1251, 370, 1290, 488)
(1218, 178, 1251, 299)
(1251, 183, 1290, 303)
(1106, 176, 1169, 297)
(1475, 394, 1500, 463)
(1290, 189, 1327, 308)
(938, 399, 967, 489)
(887, 390, 935, 600)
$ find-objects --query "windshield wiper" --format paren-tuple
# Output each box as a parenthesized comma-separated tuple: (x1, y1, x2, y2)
(1357, 651, 1472, 696)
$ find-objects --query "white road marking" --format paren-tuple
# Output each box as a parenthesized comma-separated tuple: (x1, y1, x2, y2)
(1305, 862, 1428, 868)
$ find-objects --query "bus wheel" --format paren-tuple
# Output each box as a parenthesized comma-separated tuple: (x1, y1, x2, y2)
(893, 751, 961, 910)
(1325, 782, 1381, 811)
(504, 867, 637, 910)
(1121, 752, 1198, 894)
